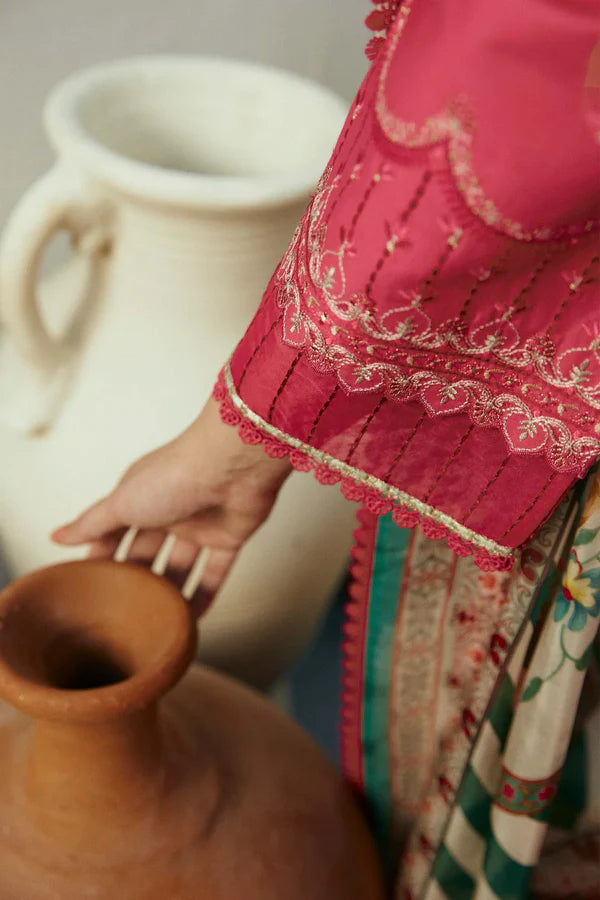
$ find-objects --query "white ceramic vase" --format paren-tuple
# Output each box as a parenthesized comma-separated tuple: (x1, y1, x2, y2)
(0, 57, 356, 687)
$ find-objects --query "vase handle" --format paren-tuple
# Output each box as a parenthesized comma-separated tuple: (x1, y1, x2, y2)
(0, 164, 113, 430)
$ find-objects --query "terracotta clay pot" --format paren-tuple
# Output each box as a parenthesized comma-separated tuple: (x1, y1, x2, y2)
(0, 561, 385, 899)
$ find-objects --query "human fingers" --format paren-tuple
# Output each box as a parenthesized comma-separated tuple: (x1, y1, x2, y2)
(144, 526, 242, 594)
(194, 546, 238, 595)
(85, 520, 245, 593)
(86, 527, 198, 571)
(147, 536, 211, 613)
(86, 531, 127, 560)
(166, 503, 273, 551)
(51, 496, 121, 546)
(179, 546, 236, 618)
(153, 542, 236, 613)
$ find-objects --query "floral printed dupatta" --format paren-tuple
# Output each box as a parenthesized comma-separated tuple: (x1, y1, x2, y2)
(342, 468, 600, 899)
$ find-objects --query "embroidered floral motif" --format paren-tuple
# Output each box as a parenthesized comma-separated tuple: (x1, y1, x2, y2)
(554, 549, 600, 632)
(274, 170, 600, 474)
(394, 501, 571, 893)
(215, 366, 515, 569)
(496, 767, 561, 816)
(520, 511, 600, 703)
(449, 570, 512, 690)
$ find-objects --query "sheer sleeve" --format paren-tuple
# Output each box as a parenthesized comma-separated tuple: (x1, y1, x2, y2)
(214, 0, 600, 570)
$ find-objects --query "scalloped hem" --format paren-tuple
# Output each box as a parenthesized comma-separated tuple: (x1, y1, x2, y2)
(213, 368, 515, 572)
(340, 508, 377, 791)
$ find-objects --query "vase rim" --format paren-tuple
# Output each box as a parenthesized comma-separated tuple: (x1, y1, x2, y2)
(43, 55, 348, 211)
(0, 560, 196, 724)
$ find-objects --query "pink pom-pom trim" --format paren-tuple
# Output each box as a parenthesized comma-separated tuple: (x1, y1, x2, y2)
(213, 372, 514, 572)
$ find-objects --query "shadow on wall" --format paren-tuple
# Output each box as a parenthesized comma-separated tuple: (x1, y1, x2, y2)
(289, 578, 348, 765)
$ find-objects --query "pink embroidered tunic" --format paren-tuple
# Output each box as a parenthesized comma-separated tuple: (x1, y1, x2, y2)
(215, 0, 600, 570)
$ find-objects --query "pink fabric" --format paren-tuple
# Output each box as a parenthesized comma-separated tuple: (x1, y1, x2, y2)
(220, 0, 600, 568)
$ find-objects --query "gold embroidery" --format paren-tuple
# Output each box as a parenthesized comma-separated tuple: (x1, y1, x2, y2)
(270, 25, 600, 476)
(374, 1, 599, 242)
(224, 360, 515, 560)
(275, 167, 600, 472)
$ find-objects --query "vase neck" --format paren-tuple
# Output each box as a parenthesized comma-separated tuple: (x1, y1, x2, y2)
(111, 200, 305, 328)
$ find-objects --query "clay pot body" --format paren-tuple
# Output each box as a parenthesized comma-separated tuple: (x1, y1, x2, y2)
(0, 561, 385, 899)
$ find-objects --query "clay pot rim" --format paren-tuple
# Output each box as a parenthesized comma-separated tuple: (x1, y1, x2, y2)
(43, 55, 348, 211)
(0, 560, 197, 724)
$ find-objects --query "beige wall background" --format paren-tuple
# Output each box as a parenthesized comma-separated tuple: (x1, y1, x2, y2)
(0, 0, 368, 227)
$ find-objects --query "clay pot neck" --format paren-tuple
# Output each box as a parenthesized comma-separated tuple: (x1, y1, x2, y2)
(0, 561, 197, 823)
(26, 708, 166, 825)
(0, 560, 196, 720)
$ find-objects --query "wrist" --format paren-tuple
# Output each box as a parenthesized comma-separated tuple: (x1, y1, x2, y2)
(183, 396, 293, 488)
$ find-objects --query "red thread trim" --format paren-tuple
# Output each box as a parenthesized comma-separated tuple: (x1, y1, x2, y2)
(327, 145, 366, 222)
(346, 397, 386, 464)
(340, 507, 378, 791)
(365, 248, 391, 299)
(237, 316, 281, 390)
(456, 246, 511, 321)
(327, 74, 377, 218)
(267, 351, 303, 422)
(401, 169, 432, 220)
(545, 252, 600, 336)
(326, 72, 380, 225)
(420, 241, 454, 298)
(348, 172, 382, 242)
(500, 470, 558, 540)
(365, 169, 432, 296)
(328, 85, 366, 174)
(384, 410, 427, 480)
(462, 455, 511, 522)
(422, 423, 474, 503)
(307, 385, 340, 443)
(214, 370, 514, 571)
(512, 244, 564, 316)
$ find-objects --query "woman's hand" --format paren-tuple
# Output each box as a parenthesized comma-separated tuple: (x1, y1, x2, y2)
(51, 397, 292, 604)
